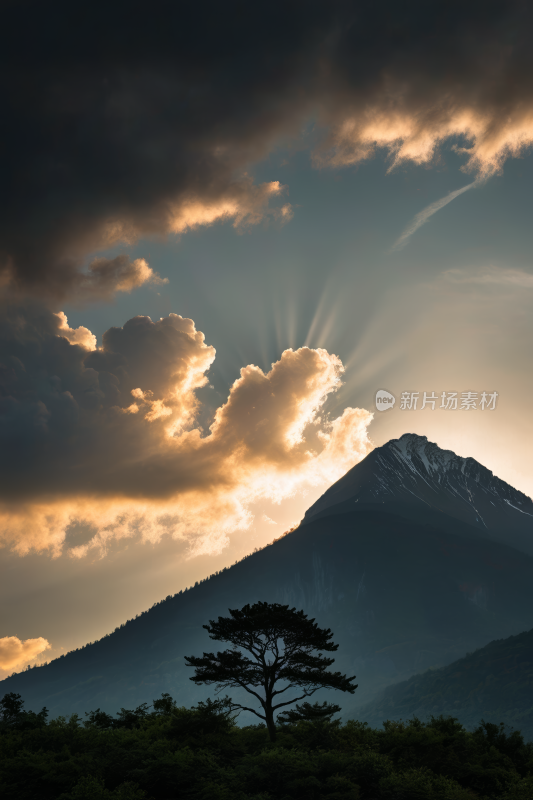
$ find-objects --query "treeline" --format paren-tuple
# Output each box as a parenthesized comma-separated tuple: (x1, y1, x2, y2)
(358, 628, 533, 743)
(1, 692, 533, 799)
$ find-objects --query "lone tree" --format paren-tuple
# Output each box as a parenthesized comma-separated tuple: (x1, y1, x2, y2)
(184, 601, 357, 741)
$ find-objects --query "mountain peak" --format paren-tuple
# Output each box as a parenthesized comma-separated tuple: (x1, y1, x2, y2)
(303, 432, 533, 553)
(385, 433, 481, 476)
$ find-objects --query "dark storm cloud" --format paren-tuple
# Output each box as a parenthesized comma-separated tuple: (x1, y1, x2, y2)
(1, 1, 532, 299)
(0, 0, 322, 298)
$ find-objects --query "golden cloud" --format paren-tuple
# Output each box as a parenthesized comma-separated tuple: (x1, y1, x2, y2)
(77, 255, 168, 302)
(168, 178, 293, 234)
(10, 182, 293, 302)
(0, 305, 373, 556)
(96, 179, 293, 261)
(317, 95, 533, 177)
(0, 636, 51, 671)
(54, 312, 97, 351)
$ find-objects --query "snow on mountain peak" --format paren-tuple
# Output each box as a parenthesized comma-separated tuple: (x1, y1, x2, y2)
(303, 433, 533, 553)
(386, 433, 470, 476)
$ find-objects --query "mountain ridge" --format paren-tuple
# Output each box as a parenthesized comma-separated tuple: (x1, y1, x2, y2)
(304, 433, 533, 554)
(2, 433, 533, 725)
(3, 508, 533, 719)
(355, 627, 533, 741)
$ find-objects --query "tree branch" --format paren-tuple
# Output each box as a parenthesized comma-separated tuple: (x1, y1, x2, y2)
(232, 678, 266, 706)
(273, 688, 318, 711)
(227, 702, 266, 722)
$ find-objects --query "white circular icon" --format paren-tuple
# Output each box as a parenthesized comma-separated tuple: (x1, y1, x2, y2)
(375, 389, 396, 412)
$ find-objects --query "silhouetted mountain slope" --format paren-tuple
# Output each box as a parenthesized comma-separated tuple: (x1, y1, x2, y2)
(304, 434, 533, 555)
(3, 504, 533, 720)
(355, 628, 533, 742)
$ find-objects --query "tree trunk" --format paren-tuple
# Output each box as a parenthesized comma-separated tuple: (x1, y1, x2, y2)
(265, 705, 277, 742)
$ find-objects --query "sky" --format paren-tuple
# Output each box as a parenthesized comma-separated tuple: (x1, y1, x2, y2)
(2, 0, 533, 676)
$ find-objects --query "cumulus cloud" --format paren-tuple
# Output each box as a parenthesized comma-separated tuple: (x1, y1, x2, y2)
(0, 636, 51, 671)
(1, 1, 532, 300)
(0, 304, 373, 555)
(54, 312, 97, 350)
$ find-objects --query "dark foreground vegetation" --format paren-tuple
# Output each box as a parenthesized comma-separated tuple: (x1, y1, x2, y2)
(2, 693, 533, 800)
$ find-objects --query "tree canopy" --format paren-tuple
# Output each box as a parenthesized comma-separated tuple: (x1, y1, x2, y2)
(0, 691, 48, 732)
(3, 692, 533, 800)
(184, 601, 357, 740)
(277, 700, 342, 724)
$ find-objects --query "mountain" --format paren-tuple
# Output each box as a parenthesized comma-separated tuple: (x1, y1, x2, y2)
(2, 433, 533, 724)
(304, 433, 533, 555)
(355, 627, 533, 742)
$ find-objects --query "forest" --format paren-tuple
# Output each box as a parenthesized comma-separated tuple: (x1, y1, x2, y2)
(358, 628, 533, 740)
(1, 692, 532, 800)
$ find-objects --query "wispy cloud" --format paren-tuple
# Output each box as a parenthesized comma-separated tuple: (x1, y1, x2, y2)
(443, 266, 533, 288)
(391, 181, 478, 252)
